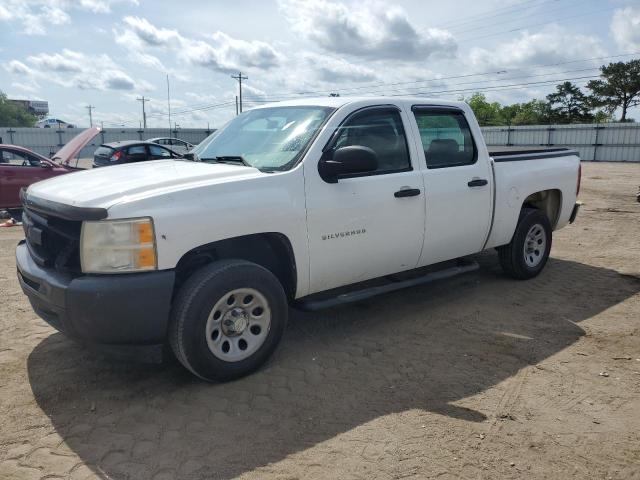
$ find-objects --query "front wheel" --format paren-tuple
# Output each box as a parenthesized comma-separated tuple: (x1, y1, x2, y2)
(169, 259, 288, 382)
(498, 208, 552, 280)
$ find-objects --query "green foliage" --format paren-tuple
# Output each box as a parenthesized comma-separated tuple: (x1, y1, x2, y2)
(0, 91, 38, 127)
(464, 93, 504, 126)
(463, 94, 552, 126)
(587, 60, 640, 122)
(463, 59, 640, 126)
(546, 82, 594, 123)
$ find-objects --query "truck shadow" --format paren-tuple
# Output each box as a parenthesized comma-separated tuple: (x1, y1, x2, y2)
(27, 253, 640, 479)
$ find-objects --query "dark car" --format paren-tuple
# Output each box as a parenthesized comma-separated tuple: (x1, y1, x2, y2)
(93, 141, 182, 167)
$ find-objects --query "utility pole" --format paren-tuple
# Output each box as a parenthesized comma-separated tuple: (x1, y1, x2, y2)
(235, 95, 239, 116)
(85, 105, 94, 127)
(166, 74, 172, 137)
(231, 72, 248, 114)
(136, 96, 150, 129)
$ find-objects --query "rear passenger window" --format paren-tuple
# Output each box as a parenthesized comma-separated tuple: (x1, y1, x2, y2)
(128, 145, 146, 155)
(331, 108, 411, 175)
(413, 109, 476, 169)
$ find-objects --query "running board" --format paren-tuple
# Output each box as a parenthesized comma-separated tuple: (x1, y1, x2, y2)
(296, 260, 480, 311)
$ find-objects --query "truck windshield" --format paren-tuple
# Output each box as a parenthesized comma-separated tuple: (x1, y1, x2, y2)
(192, 106, 335, 171)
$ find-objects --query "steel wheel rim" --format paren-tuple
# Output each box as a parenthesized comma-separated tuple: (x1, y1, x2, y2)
(205, 287, 271, 362)
(523, 223, 546, 267)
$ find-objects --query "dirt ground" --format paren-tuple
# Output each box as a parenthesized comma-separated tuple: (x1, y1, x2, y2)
(0, 162, 639, 480)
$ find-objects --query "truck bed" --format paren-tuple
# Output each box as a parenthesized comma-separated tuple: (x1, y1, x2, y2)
(488, 146, 577, 162)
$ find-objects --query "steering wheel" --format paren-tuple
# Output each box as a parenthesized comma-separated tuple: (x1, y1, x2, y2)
(22, 160, 28, 166)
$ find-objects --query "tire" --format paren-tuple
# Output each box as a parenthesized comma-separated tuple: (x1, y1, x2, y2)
(169, 259, 288, 382)
(498, 208, 552, 280)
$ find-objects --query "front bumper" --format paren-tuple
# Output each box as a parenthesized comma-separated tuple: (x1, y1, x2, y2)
(16, 241, 175, 348)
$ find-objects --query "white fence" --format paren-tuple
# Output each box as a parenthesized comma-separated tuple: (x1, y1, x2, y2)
(0, 127, 213, 159)
(481, 122, 640, 162)
(2, 123, 640, 162)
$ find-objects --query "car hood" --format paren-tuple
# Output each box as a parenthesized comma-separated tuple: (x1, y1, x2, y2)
(52, 127, 101, 165)
(26, 160, 262, 210)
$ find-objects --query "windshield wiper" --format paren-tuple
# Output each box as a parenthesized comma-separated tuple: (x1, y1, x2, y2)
(202, 155, 251, 167)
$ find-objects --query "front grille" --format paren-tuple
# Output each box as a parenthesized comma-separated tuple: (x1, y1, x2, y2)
(22, 207, 82, 273)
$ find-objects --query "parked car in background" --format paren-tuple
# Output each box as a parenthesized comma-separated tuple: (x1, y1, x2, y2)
(149, 137, 194, 154)
(0, 127, 100, 208)
(36, 118, 75, 129)
(93, 140, 183, 167)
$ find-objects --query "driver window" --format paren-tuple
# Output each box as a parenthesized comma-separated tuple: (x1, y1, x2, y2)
(148, 145, 173, 157)
(331, 108, 411, 174)
(0, 150, 39, 167)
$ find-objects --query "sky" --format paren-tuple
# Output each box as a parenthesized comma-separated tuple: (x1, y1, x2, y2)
(1, 0, 639, 128)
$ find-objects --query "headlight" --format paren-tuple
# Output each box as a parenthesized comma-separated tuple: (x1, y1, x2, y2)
(80, 217, 157, 273)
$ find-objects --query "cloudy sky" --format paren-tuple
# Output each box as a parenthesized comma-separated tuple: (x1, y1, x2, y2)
(1, 0, 639, 128)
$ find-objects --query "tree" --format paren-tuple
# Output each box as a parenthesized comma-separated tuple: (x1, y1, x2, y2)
(0, 91, 38, 127)
(511, 100, 552, 125)
(587, 60, 640, 122)
(547, 82, 593, 124)
(464, 93, 504, 126)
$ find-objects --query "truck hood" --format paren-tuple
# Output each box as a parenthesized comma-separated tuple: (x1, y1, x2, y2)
(27, 160, 262, 209)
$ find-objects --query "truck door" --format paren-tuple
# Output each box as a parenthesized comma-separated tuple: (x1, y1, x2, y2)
(410, 106, 493, 266)
(304, 105, 426, 294)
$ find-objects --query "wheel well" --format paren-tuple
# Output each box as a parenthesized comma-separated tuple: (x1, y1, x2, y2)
(174, 233, 297, 300)
(522, 189, 562, 228)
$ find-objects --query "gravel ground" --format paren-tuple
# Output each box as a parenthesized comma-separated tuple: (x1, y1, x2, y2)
(0, 162, 639, 480)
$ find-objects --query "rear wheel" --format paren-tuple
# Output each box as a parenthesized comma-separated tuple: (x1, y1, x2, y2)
(169, 259, 288, 382)
(498, 208, 552, 280)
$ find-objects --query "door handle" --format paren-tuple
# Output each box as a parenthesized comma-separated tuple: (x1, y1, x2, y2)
(394, 188, 421, 198)
(467, 179, 488, 187)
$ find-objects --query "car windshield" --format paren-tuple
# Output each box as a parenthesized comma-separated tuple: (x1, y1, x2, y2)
(192, 106, 335, 171)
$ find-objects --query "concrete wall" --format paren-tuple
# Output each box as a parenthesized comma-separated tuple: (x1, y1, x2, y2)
(481, 123, 640, 162)
(0, 127, 213, 159)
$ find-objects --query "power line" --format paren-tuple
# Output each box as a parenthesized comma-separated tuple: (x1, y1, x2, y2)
(242, 52, 639, 101)
(458, 6, 617, 43)
(447, 0, 585, 36)
(98, 51, 640, 126)
(436, 0, 550, 30)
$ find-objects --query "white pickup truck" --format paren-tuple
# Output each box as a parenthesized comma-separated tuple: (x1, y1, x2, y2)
(16, 97, 581, 381)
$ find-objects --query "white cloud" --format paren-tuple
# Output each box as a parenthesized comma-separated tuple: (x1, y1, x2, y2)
(611, 7, 640, 52)
(5, 60, 35, 76)
(0, 0, 137, 35)
(468, 26, 606, 69)
(115, 16, 281, 74)
(5, 49, 152, 92)
(0, 5, 11, 20)
(278, 0, 456, 61)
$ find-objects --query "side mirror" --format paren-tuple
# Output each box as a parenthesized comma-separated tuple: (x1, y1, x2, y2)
(318, 145, 378, 183)
(40, 161, 52, 168)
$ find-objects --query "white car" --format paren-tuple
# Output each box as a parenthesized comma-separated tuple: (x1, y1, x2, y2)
(16, 97, 581, 382)
(36, 118, 75, 128)
(148, 137, 194, 155)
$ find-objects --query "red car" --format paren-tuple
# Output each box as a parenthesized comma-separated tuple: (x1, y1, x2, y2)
(0, 127, 100, 209)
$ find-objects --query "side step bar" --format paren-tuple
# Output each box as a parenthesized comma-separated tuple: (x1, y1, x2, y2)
(296, 260, 480, 311)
